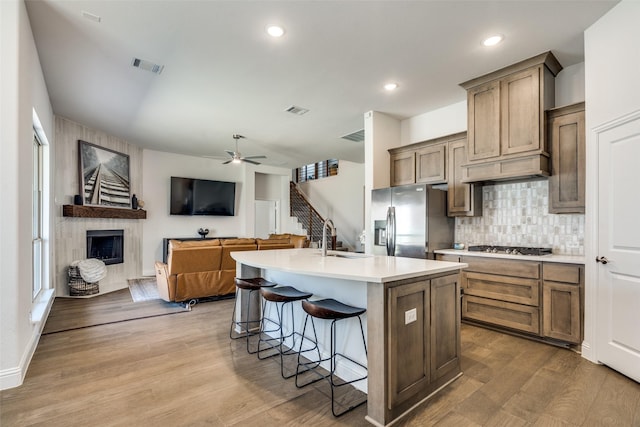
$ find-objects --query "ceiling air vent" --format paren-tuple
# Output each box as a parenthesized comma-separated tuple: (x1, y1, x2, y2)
(131, 58, 164, 75)
(285, 105, 310, 115)
(341, 129, 365, 142)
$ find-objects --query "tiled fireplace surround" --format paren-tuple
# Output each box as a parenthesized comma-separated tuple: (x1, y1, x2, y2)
(455, 179, 585, 256)
(55, 117, 143, 296)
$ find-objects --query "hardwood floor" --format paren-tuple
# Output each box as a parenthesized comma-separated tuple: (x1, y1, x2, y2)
(2, 296, 639, 426)
(42, 288, 188, 334)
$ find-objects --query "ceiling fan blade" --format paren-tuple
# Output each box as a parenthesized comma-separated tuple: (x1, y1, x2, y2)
(243, 159, 261, 165)
(225, 150, 235, 157)
(222, 159, 233, 164)
(243, 155, 267, 160)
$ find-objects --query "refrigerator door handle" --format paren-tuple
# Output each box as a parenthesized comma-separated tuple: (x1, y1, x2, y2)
(386, 206, 396, 256)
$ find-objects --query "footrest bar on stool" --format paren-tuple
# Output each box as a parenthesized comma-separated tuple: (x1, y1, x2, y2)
(229, 277, 276, 354)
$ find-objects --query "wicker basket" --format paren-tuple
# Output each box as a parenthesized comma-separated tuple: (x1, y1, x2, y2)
(68, 265, 99, 296)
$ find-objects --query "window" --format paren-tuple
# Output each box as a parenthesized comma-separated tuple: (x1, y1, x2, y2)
(293, 159, 339, 183)
(32, 133, 43, 298)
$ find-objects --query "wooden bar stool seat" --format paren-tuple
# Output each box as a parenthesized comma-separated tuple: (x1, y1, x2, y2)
(295, 298, 368, 417)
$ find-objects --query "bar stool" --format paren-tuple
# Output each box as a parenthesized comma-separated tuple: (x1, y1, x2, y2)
(257, 286, 313, 378)
(295, 298, 367, 417)
(229, 277, 276, 353)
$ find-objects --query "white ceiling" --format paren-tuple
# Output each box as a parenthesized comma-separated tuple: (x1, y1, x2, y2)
(25, 0, 618, 169)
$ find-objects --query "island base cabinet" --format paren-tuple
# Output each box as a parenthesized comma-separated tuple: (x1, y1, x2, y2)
(381, 273, 462, 422)
(387, 280, 430, 408)
(430, 275, 461, 382)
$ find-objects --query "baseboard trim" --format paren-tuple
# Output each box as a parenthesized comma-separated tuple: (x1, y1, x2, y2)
(1, 289, 54, 390)
(0, 325, 41, 390)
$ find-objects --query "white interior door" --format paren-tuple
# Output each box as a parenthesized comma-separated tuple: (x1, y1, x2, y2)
(595, 112, 640, 383)
(255, 200, 278, 239)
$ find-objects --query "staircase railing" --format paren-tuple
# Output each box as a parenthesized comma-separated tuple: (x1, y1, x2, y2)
(289, 181, 336, 249)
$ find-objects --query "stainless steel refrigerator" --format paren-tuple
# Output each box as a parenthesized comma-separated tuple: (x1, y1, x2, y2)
(372, 184, 454, 259)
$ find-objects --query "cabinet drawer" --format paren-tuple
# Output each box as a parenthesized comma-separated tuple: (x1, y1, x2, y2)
(462, 271, 540, 306)
(463, 295, 540, 334)
(461, 257, 540, 279)
(543, 263, 581, 284)
(435, 254, 460, 262)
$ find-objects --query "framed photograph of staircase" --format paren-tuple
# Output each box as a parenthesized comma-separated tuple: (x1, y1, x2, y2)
(78, 140, 131, 208)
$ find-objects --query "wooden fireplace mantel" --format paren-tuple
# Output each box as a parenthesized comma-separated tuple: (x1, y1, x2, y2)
(62, 205, 147, 219)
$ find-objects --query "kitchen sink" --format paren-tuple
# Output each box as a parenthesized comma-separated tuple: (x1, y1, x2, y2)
(321, 251, 372, 259)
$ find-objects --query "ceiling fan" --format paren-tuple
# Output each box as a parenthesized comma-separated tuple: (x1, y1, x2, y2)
(222, 134, 266, 165)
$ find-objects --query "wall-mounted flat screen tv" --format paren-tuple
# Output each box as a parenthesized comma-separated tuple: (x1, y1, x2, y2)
(170, 176, 236, 216)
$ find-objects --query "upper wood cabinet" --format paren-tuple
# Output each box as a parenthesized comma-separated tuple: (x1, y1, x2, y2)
(416, 143, 446, 184)
(448, 135, 482, 217)
(467, 80, 501, 161)
(461, 52, 562, 182)
(390, 150, 415, 187)
(389, 132, 481, 217)
(547, 102, 585, 214)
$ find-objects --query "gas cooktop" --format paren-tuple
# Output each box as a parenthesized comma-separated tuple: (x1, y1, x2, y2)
(467, 245, 553, 256)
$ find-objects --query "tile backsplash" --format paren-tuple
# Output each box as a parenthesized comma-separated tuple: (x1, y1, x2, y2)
(455, 179, 584, 255)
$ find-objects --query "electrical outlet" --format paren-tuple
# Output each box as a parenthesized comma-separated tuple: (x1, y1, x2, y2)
(405, 308, 417, 325)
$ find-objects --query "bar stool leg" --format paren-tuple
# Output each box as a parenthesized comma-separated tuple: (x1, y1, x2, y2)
(295, 314, 322, 384)
(258, 300, 304, 378)
(295, 314, 367, 417)
(229, 288, 265, 354)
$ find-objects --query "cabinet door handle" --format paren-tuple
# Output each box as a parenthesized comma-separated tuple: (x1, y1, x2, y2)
(595, 256, 609, 264)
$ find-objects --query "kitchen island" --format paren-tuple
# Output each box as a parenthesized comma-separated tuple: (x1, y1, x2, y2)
(231, 248, 467, 426)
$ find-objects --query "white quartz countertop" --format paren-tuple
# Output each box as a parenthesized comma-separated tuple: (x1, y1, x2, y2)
(232, 248, 467, 283)
(435, 249, 585, 265)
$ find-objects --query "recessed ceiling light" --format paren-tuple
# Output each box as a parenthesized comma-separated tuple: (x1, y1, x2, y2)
(483, 34, 504, 47)
(384, 83, 399, 91)
(266, 25, 285, 38)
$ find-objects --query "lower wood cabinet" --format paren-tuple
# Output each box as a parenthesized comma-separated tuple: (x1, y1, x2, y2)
(386, 273, 460, 412)
(445, 253, 584, 346)
(463, 295, 540, 334)
(542, 263, 583, 343)
(461, 257, 541, 335)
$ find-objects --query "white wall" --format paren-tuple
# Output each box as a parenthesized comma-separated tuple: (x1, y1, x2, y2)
(555, 62, 585, 107)
(298, 161, 365, 250)
(1, 0, 54, 390)
(400, 100, 467, 146)
(141, 150, 290, 275)
(583, 0, 640, 362)
(363, 111, 401, 253)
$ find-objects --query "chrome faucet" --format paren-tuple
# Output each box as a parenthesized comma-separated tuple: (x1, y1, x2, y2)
(321, 218, 336, 256)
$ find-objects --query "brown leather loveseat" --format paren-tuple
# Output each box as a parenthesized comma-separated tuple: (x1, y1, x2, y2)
(154, 234, 308, 302)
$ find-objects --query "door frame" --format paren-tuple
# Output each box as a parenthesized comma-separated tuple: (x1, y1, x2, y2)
(584, 109, 640, 367)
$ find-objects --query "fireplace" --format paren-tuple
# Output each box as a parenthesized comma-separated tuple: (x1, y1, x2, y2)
(87, 229, 124, 265)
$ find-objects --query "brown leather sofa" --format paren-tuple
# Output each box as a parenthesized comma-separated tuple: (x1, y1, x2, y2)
(154, 234, 308, 302)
